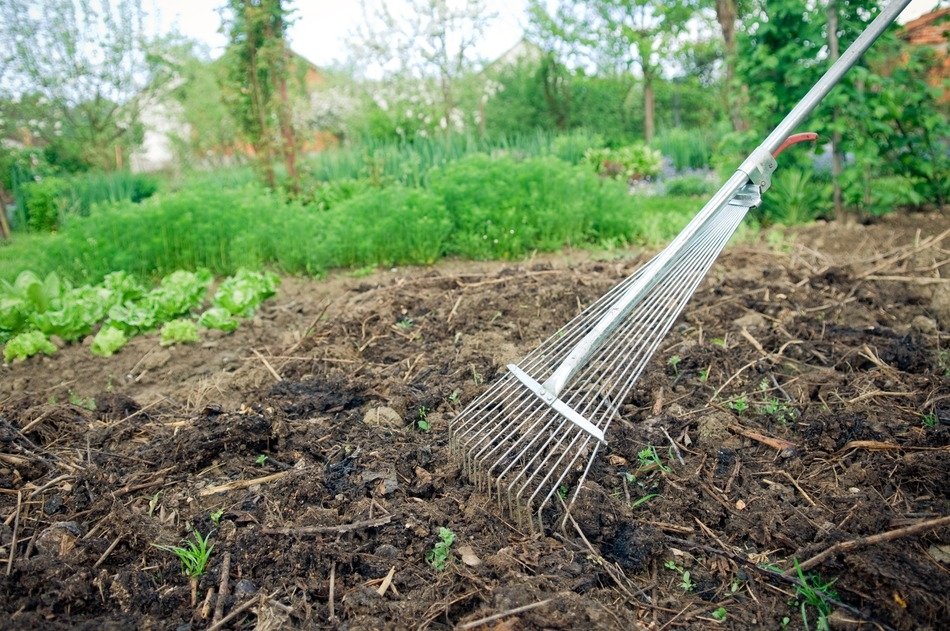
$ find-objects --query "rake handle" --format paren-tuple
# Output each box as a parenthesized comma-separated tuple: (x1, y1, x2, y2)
(542, 0, 912, 397)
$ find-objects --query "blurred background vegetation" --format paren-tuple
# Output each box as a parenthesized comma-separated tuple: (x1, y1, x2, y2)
(0, 0, 947, 285)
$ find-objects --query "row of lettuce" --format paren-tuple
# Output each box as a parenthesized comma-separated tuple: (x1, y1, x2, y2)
(1, 268, 279, 363)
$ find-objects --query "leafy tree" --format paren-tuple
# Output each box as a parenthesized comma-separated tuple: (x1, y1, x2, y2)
(220, 0, 300, 191)
(0, 0, 157, 171)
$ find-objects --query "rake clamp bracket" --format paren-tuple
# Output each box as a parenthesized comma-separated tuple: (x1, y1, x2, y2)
(507, 364, 607, 445)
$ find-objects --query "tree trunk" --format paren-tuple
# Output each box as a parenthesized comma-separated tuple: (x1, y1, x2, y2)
(271, 13, 298, 194)
(643, 73, 655, 145)
(827, 1, 844, 218)
(716, 0, 743, 131)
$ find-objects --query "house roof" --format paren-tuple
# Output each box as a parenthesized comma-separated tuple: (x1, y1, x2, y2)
(901, 7, 950, 46)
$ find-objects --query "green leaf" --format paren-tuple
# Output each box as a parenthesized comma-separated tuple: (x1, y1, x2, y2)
(4, 330, 57, 363)
(160, 318, 200, 346)
(198, 307, 240, 332)
(91, 326, 128, 357)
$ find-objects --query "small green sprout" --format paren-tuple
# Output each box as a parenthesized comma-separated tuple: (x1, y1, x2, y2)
(210, 508, 224, 526)
(153, 530, 214, 578)
(711, 337, 728, 349)
(711, 607, 727, 621)
(631, 493, 658, 509)
(470, 365, 481, 386)
(792, 559, 838, 631)
(69, 390, 96, 411)
(396, 317, 414, 329)
(417, 406, 430, 431)
(255, 454, 268, 466)
(637, 446, 671, 472)
(557, 485, 569, 500)
(664, 560, 694, 592)
(425, 527, 455, 570)
(726, 398, 749, 413)
(667, 354, 681, 375)
(699, 367, 709, 382)
(922, 411, 937, 428)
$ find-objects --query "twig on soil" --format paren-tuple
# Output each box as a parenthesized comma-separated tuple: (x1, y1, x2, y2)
(260, 515, 392, 536)
(329, 561, 336, 621)
(457, 598, 554, 630)
(855, 224, 950, 279)
(843, 389, 916, 406)
(200, 587, 215, 620)
(199, 471, 289, 496)
(252, 348, 283, 382)
(728, 425, 797, 451)
(5, 491, 21, 576)
(377, 565, 395, 596)
(636, 519, 693, 534)
(788, 514, 950, 576)
(212, 551, 231, 626)
(864, 275, 950, 284)
(837, 440, 950, 453)
(205, 590, 279, 631)
(92, 534, 122, 569)
(446, 294, 463, 323)
(27, 474, 76, 498)
(778, 470, 817, 507)
(660, 427, 686, 466)
(106, 398, 165, 430)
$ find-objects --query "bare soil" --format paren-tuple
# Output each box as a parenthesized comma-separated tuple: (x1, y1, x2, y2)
(2, 209, 949, 631)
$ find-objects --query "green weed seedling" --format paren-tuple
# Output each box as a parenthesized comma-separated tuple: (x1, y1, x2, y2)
(396, 317, 414, 330)
(667, 354, 681, 376)
(637, 446, 671, 473)
(425, 527, 455, 570)
(711, 607, 727, 621)
(255, 454, 268, 466)
(153, 530, 214, 578)
(922, 411, 937, 428)
(726, 398, 749, 413)
(664, 560, 694, 592)
(417, 406, 430, 432)
(792, 560, 837, 631)
(210, 509, 224, 526)
(631, 493, 658, 509)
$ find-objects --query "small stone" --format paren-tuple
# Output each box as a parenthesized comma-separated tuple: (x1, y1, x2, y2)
(733, 312, 766, 329)
(458, 545, 482, 567)
(35, 521, 82, 556)
(930, 284, 950, 329)
(233, 579, 258, 597)
(911, 315, 938, 334)
(362, 407, 403, 429)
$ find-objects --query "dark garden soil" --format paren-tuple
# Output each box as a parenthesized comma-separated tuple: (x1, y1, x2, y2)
(2, 208, 950, 631)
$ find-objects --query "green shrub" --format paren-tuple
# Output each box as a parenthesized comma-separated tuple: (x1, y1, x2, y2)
(23, 177, 71, 232)
(323, 187, 452, 268)
(429, 154, 636, 259)
(757, 168, 832, 225)
(655, 127, 714, 171)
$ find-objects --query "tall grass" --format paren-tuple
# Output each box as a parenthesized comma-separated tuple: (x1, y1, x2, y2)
(654, 127, 717, 172)
(302, 129, 607, 187)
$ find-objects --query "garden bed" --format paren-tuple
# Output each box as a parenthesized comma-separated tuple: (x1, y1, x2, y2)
(1, 208, 949, 630)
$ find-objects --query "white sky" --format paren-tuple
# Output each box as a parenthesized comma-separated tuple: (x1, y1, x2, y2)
(146, 0, 941, 68)
(146, 0, 530, 67)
